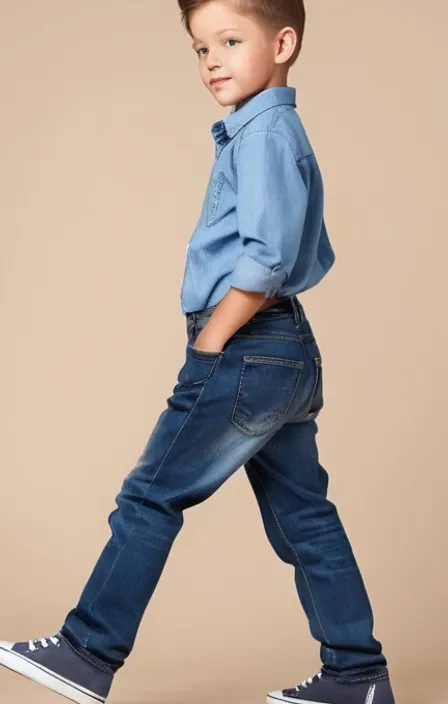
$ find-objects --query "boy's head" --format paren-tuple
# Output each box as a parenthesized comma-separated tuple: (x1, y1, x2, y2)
(178, 0, 305, 109)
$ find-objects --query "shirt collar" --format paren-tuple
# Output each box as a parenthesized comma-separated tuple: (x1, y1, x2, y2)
(211, 86, 296, 146)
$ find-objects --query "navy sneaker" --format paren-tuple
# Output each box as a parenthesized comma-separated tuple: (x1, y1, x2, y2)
(0, 632, 114, 703)
(267, 670, 395, 704)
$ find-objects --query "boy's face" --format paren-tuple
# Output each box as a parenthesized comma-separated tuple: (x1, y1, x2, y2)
(189, 0, 286, 110)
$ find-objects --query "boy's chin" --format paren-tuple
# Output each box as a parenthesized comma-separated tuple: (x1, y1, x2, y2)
(213, 95, 235, 107)
(212, 90, 245, 108)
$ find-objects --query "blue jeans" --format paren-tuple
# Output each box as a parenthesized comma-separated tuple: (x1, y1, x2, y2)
(61, 295, 388, 681)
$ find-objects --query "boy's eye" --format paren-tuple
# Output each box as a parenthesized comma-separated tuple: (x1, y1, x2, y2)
(196, 39, 240, 56)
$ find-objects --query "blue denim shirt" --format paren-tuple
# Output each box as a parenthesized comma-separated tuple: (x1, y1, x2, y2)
(180, 86, 335, 315)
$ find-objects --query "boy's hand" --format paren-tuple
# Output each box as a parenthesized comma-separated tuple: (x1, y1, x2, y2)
(192, 329, 226, 353)
(192, 287, 277, 354)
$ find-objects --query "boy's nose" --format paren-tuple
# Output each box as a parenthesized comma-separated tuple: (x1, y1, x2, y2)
(205, 53, 223, 71)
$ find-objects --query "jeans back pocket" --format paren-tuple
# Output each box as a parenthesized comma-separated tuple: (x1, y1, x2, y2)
(231, 355, 304, 436)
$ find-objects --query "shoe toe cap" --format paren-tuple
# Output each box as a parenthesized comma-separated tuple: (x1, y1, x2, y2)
(0, 641, 15, 651)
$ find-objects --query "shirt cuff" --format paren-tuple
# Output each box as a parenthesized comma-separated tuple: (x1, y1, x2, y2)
(229, 253, 286, 298)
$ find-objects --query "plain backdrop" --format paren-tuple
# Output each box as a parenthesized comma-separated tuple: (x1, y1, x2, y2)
(1, 1, 447, 703)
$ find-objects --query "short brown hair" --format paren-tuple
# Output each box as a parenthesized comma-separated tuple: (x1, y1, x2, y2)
(178, 0, 306, 65)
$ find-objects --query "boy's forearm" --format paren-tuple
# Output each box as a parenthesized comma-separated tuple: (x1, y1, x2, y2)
(194, 286, 268, 349)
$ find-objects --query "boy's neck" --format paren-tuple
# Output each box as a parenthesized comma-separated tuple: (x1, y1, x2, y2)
(234, 81, 289, 112)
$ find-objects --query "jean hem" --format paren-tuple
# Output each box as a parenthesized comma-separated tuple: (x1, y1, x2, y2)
(58, 627, 117, 674)
(321, 664, 389, 684)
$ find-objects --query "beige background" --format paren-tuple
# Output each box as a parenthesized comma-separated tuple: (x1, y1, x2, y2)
(1, 1, 447, 703)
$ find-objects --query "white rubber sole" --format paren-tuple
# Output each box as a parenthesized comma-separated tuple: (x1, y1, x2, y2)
(267, 692, 329, 704)
(0, 641, 105, 704)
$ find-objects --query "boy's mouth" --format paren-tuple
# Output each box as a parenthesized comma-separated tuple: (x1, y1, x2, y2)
(210, 77, 231, 88)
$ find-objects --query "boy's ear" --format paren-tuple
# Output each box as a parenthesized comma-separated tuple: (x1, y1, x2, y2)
(274, 26, 298, 65)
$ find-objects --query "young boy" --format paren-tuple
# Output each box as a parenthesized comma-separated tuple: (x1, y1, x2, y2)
(0, 1, 396, 703)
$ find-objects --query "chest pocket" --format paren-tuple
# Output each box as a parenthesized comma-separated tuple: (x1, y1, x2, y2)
(206, 171, 231, 227)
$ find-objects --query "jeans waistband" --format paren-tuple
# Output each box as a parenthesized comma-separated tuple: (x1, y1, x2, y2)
(185, 295, 306, 328)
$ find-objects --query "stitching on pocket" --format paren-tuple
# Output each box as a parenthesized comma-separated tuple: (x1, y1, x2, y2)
(187, 343, 224, 361)
(207, 171, 225, 226)
(303, 355, 323, 421)
(243, 355, 304, 369)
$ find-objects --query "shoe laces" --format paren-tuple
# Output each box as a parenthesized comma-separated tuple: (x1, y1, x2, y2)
(295, 670, 322, 691)
(28, 635, 60, 652)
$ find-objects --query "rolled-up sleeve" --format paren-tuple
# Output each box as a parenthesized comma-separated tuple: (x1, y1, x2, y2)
(229, 129, 308, 298)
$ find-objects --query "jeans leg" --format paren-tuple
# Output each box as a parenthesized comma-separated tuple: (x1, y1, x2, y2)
(60, 344, 278, 671)
(244, 418, 389, 680)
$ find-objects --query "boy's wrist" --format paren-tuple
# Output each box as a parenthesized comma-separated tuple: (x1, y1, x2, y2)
(192, 286, 274, 352)
(192, 328, 227, 353)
